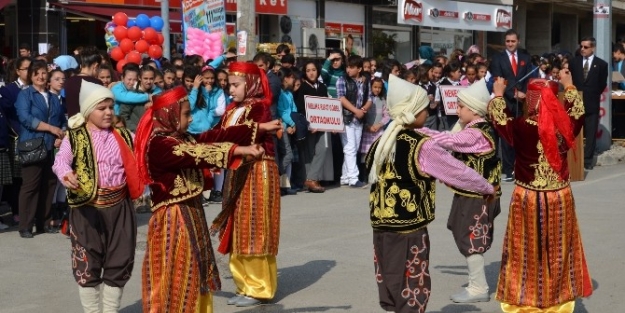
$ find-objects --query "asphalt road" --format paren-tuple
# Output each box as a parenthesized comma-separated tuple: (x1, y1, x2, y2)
(1, 164, 624, 313)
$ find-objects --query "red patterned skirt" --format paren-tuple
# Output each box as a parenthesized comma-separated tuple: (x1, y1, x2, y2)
(496, 185, 592, 308)
(142, 198, 220, 313)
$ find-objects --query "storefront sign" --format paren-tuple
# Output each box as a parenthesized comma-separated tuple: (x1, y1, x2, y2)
(325, 22, 342, 38)
(305, 96, 345, 132)
(439, 85, 466, 115)
(398, 0, 512, 32)
(342, 24, 364, 36)
(225, 0, 287, 15)
(68, 0, 182, 7)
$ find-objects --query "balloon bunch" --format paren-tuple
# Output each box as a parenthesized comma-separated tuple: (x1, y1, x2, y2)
(109, 12, 165, 72)
(185, 27, 223, 61)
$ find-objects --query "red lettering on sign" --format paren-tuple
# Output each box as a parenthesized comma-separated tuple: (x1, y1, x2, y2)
(225, 0, 287, 15)
(496, 9, 512, 29)
(403, 0, 423, 23)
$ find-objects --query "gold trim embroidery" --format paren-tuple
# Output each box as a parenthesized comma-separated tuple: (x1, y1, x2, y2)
(564, 89, 584, 120)
(489, 97, 510, 126)
(153, 169, 204, 209)
(67, 126, 98, 208)
(171, 142, 233, 168)
(528, 142, 569, 190)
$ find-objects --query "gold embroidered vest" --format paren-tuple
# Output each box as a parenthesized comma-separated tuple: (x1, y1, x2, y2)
(451, 122, 502, 198)
(66, 126, 134, 208)
(365, 129, 436, 232)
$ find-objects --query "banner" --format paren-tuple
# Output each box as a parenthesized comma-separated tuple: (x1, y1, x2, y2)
(181, 0, 226, 60)
(439, 85, 466, 115)
(305, 96, 345, 132)
(397, 0, 513, 32)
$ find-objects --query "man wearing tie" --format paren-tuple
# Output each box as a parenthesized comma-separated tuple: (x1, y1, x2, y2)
(570, 37, 608, 170)
(489, 29, 533, 182)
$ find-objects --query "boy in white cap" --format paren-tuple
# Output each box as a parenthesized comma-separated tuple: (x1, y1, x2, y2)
(365, 75, 496, 313)
(420, 79, 502, 303)
(52, 80, 143, 313)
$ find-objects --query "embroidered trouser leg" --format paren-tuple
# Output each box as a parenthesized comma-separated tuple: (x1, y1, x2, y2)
(229, 254, 278, 300)
(373, 228, 431, 313)
(447, 195, 501, 257)
(70, 199, 137, 287)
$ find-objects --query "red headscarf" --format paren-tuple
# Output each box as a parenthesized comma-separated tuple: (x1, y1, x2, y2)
(527, 79, 575, 179)
(226, 61, 272, 110)
(134, 86, 189, 185)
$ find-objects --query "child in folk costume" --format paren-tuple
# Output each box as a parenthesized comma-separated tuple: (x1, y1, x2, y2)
(134, 86, 275, 313)
(365, 75, 496, 313)
(52, 80, 143, 313)
(419, 79, 502, 303)
(211, 61, 282, 308)
(490, 72, 592, 312)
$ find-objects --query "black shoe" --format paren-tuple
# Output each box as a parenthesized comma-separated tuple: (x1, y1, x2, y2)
(36, 226, 59, 234)
(207, 190, 223, 203)
(19, 230, 34, 238)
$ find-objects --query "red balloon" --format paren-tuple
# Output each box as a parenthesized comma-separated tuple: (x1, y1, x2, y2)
(126, 51, 142, 65)
(156, 33, 165, 45)
(113, 26, 127, 41)
(119, 38, 134, 54)
(110, 47, 125, 62)
(127, 26, 142, 42)
(113, 12, 128, 27)
(135, 40, 150, 53)
(116, 59, 129, 73)
(143, 27, 157, 42)
(148, 45, 163, 59)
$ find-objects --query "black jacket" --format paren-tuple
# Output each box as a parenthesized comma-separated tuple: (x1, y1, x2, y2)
(570, 55, 608, 114)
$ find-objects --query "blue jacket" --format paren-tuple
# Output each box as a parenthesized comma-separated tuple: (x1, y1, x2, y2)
(14, 87, 67, 151)
(0, 81, 24, 139)
(206, 87, 226, 129)
(187, 87, 210, 134)
(111, 83, 150, 115)
(277, 90, 297, 128)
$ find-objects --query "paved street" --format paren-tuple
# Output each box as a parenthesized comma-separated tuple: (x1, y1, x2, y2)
(1, 164, 624, 313)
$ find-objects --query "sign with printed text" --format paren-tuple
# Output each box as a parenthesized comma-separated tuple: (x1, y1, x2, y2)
(305, 96, 345, 132)
(439, 85, 467, 116)
(225, 0, 287, 15)
(397, 0, 512, 32)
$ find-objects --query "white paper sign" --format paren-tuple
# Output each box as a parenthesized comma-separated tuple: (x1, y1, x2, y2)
(237, 30, 247, 56)
(304, 96, 345, 132)
(439, 85, 467, 116)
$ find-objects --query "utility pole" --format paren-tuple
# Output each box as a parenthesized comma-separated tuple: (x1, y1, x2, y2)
(237, 1, 256, 61)
(594, 0, 611, 151)
(161, 0, 171, 59)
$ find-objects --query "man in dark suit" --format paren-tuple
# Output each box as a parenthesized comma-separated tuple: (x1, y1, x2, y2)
(489, 29, 533, 181)
(569, 37, 609, 170)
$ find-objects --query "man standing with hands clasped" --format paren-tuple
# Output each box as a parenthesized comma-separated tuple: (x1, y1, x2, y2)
(488, 29, 533, 182)
(569, 37, 608, 170)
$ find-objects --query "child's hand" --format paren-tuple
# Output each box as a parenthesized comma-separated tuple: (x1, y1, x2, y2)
(54, 138, 62, 148)
(145, 102, 153, 109)
(234, 144, 265, 159)
(370, 124, 380, 133)
(493, 77, 507, 97)
(287, 126, 295, 135)
(193, 75, 202, 89)
(354, 109, 365, 119)
(62, 172, 80, 190)
(260, 119, 282, 133)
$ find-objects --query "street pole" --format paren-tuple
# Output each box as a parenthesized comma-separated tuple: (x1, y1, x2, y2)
(161, 0, 171, 60)
(237, 1, 256, 61)
(594, 0, 611, 151)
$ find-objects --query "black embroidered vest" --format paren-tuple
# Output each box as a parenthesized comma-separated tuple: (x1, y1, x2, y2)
(66, 126, 134, 208)
(365, 129, 436, 232)
(451, 122, 502, 198)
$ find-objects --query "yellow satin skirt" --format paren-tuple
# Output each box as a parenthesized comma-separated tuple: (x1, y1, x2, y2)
(229, 254, 277, 300)
(198, 293, 213, 313)
(501, 301, 575, 313)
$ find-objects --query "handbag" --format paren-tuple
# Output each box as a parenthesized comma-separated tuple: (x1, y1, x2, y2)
(17, 137, 47, 165)
(17, 89, 50, 165)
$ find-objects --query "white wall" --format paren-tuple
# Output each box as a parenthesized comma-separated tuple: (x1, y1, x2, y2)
(325, 1, 365, 24)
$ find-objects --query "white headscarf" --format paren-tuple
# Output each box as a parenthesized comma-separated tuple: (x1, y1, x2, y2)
(369, 75, 429, 183)
(68, 80, 114, 129)
(450, 78, 490, 132)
